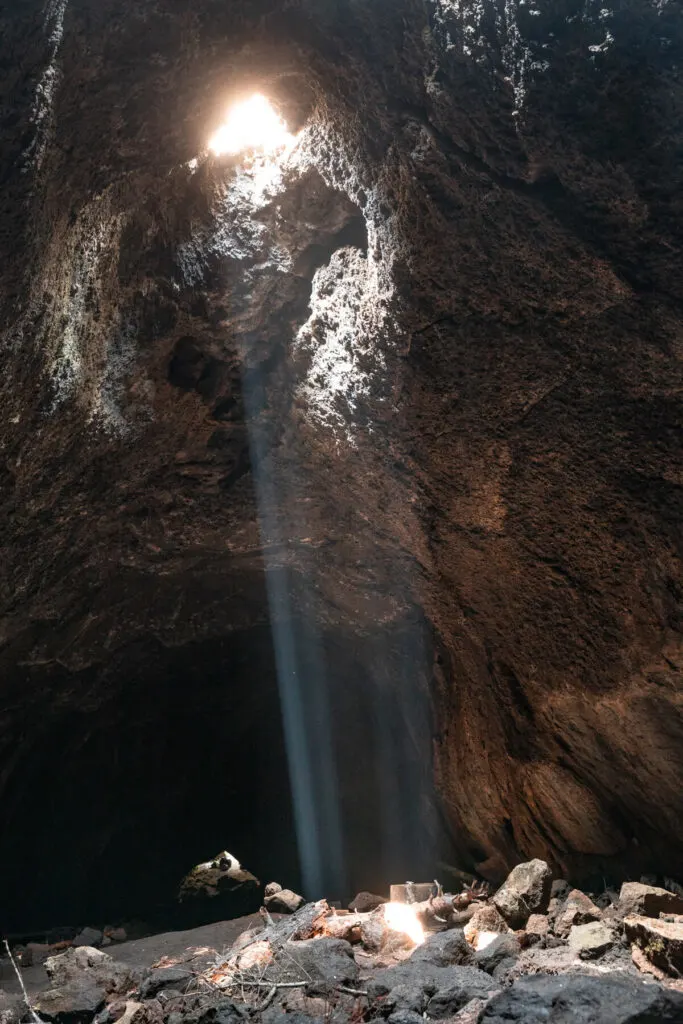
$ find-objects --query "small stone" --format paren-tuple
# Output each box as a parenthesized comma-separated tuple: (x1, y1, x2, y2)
(525, 914, 549, 945)
(618, 881, 683, 919)
(103, 927, 127, 944)
(348, 891, 387, 912)
(492, 860, 552, 928)
(568, 921, 614, 959)
(73, 928, 104, 949)
(554, 889, 602, 937)
(624, 914, 683, 977)
(264, 881, 283, 897)
(264, 887, 305, 914)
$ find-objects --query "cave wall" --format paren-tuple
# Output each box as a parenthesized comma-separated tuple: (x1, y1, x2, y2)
(0, 0, 682, 928)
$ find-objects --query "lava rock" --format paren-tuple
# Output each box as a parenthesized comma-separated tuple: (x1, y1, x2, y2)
(492, 861, 552, 928)
(551, 880, 571, 899)
(191, 1000, 251, 1024)
(481, 972, 683, 1023)
(139, 967, 195, 998)
(386, 1012, 425, 1024)
(568, 921, 614, 960)
(410, 929, 475, 967)
(264, 888, 305, 914)
(0, 990, 24, 1024)
(35, 947, 137, 1024)
(464, 904, 508, 946)
(524, 914, 549, 945)
(368, 963, 495, 1014)
(284, 937, 358, 985)
(618, 882, 683, 919)
(474, 933, 521, 975)
(553, 889, 602, 937)
(624, 914, 683, 977)
(348, 891, 387, 913)
(73, 929, 104, 949)
(426, 969, 498, 1018)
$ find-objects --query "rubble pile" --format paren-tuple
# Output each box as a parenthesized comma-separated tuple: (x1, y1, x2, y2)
(3, 864, 683, 1023)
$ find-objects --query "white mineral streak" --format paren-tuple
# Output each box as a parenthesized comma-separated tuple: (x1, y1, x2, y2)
(25, 0, 68, 170)
(429, 0, 616, 111)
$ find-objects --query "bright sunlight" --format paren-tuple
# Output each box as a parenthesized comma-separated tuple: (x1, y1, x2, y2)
(208, 94, 293, 157)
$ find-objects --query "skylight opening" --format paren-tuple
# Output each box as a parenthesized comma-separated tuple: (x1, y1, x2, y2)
(208, 94, 293, 157)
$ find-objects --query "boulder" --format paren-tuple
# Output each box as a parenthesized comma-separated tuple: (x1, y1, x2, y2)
(553, 889, 602, 937)
(568, 921, 614, 960)
(464, 905, 508, 948)
(284, 937, 358, 986)
(474, 934, 521, 975)
(367, 962, 495, 1013)
(35, 947, 136, 1024)
(618, 882, 683, 919)
(410, 929, 474, 967)
(348, 891, 387, 913)
(264, 888, 305, 914)
(427, 969, 497, 1018)
(492, 861, 552, 928)
(624, 914, 683, 977)
(139, 966, 196, 999)
(481, 973, 683, 1023)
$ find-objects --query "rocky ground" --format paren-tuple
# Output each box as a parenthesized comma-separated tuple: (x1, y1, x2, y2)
(3, 863, 683, 1023)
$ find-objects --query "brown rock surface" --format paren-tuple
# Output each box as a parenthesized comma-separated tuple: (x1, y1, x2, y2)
(0, 0, 682, 932)
(624, 915, 683, 978)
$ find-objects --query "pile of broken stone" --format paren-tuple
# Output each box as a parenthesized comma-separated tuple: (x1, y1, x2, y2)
(3, 861, 683, 1024)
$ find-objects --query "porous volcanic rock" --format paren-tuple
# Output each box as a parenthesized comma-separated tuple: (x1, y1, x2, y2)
(1, 0, 683, 931)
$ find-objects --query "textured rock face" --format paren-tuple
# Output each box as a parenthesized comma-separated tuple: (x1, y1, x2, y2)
(1, 0, 683, 928)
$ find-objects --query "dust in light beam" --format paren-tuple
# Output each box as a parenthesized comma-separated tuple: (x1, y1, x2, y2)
(208, 94, 293, 156)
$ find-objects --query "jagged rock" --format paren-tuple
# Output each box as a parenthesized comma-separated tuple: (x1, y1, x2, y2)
(624, 915, 683, 978)
(139, 966, 196, 998)
(387, 1012, 425, 1024)
(492, 861, 552, 928)
(348, 891, 387, 913)
(410, 929, 475, 967)
(284, 937, 359, 986)
(568, 921, 614, 959)
(73, 929, 104, 949)
(451, 999, 489, 1024)
(103, 928, 127, 944)
(264, 888, 305, 914)
(0, 990, 24, 1024)
(524, 915, 549, 945)
(427, 970, 498, 1018)
(618, 882, 683, 919)
(553, 889, 602, 937)
(474, 934, 521, 975)
(481, 973, 683, 1023)
(464, 905, 508, 947)
(191, 1000, 252, 1024)
(35, 947, 137, 1024)
(368, 962, 495, 1014)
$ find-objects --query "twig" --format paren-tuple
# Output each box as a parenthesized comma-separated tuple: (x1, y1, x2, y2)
(3, 940, 43, 1024)
(336, 986, 368, 997)
(260, 985, 278, 1011)
(241, 981, 307, 989)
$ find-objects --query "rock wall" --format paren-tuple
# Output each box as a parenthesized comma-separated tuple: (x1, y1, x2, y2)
(0, 0, 682, 927)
